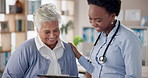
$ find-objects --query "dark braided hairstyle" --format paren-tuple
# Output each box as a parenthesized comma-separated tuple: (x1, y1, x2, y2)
(87, 0, 121, 16)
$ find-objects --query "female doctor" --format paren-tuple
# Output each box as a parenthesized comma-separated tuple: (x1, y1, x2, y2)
(69, 0, 142, 78)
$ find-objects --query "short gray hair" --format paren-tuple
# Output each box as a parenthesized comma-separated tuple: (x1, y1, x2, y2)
(33, 3, 61, 30)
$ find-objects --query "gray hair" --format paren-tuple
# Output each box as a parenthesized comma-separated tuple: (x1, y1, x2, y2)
(33, 3, 61, 30)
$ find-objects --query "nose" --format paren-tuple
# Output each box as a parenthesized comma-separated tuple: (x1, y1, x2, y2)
(49, 32, 55, 38)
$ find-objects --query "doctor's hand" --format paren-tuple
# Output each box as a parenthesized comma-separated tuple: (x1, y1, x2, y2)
(68, 42, 82, 59)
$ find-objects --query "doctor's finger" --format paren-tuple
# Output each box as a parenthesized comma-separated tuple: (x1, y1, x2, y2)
(68, 42, 79, 53)
(68, 42, 77, 49)
(68, 42, 82, 59)
(68, 42, 75, 47)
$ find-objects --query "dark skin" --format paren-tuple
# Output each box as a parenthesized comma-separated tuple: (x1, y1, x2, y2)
(69, 4, 116, 59)
(89, 4, 116, 35)
(69, 4, 117, 78)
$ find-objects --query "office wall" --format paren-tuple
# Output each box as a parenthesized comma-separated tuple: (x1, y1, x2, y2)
(74, 0, 89, 36)
(74, 0, 148, 36)
(122, 0, 148, 26)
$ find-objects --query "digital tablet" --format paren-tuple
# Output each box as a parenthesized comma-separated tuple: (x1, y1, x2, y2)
(37, 74, 79, 78)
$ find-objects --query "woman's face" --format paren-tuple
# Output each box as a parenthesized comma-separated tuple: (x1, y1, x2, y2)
(89, 4, 115, 33)
(38, 21, 60, 49)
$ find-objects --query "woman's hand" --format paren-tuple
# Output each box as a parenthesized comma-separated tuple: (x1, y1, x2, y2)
(68, 42, 82, 59)
(86, 71, 92, 78)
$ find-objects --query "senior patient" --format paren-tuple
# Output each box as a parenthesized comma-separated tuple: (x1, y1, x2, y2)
(2, 3, 78, 78)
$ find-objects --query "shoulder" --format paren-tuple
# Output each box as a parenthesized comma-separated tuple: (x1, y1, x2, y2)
(21, 38, 35, 46)
(120, 25, 135, 36)
(62, 41, 72, 49)
(118, 24, 139, 41)
(14, 38, 37, 55)
(61, 41, 74, 55)
(18, 38, 36, 49)
(11, 38, 37, 61)
(117, 24, 142, 46)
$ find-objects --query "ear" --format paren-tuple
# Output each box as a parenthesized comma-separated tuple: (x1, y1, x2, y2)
(111, 13, 116, 19)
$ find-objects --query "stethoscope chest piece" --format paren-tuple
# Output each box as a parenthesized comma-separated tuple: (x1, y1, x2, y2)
(99, 56, 107, 64)
(89, 20, 120, 64)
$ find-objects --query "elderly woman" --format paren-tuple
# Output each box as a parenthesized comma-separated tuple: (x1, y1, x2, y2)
(2, 4, 78, 78)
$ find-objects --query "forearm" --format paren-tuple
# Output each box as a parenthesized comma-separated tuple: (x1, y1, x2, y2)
(78, 56, 94, 74)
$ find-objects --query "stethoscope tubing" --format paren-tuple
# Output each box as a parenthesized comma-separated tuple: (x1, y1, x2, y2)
(88, 20, 120, 64)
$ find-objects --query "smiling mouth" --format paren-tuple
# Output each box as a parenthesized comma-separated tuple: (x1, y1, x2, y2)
(47, 38, 56, 41)
(95, 27, 101, 30)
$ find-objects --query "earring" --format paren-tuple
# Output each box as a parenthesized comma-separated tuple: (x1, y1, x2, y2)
(111, 21, 114, 24)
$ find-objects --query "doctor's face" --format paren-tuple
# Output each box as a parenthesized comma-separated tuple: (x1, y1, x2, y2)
(89, 4, 115, 33)
(38, 21, 60, 49)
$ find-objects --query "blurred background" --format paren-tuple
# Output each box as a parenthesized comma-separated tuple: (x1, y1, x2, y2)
(0, 0, 148, 78)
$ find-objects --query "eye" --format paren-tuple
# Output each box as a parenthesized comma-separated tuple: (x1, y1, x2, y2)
(53, 29, 59, 32)
(44, 31, 50, 34)
(95, 19, 101, 23)
(89, 17, 92, 21)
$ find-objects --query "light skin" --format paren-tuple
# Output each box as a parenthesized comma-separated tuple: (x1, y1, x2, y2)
(69, 4, 116, 59)
(37, 21, 60, 50)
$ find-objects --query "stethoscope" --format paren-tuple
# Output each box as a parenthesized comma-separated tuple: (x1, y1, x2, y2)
(88, 21, 120, 64)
